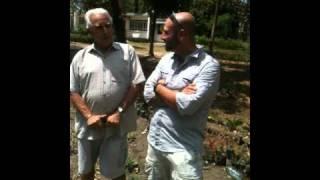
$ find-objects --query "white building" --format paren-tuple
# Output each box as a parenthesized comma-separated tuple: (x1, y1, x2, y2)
(124, 13, 165, 42)
(70, 12, 165, 42)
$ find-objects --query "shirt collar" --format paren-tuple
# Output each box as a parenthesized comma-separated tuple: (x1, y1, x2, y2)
(171, 47, 203, 61)
(88, 42, 120, 54)
(189, 48, 202, 59)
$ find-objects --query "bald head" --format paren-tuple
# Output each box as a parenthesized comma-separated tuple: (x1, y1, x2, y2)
(174, 12, 196, 36)
(162, 12, 197, 53)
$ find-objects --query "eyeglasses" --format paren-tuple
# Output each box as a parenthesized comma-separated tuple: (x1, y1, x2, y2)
(169, 12, 183, 30)
(93, 22, 112, 29)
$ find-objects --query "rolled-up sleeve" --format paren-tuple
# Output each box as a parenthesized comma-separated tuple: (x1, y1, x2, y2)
(129, 45, 146, 85)
(70, 52, 81, 93)
(176, 61, 220, 115)
(143, 64, 162, 103)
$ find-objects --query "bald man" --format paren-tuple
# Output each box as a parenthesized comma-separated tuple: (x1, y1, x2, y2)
(143, 12, 220, 179)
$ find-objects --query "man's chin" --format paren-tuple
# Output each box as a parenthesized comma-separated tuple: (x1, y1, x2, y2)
(165, 46, 174, 51)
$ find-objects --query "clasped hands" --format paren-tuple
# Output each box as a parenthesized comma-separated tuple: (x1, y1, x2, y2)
(87, 110, 121, 128)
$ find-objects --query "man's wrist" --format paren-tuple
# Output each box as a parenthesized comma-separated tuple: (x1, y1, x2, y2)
(87, 113, 93, 119)
(117, 106, 124, 114)
(155, 83, 163, 92)
(154, 83, 159, 92)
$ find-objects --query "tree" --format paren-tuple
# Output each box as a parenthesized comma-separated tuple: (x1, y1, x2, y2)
(190, 0, 216, 37)
(190, 0, 249, 41)
(123, 0, 193, 56)
(209, 0, 220, 54)
(111, 0, 126, 43)
(144, 0, 192, 56)
(134, 0, 139, 13)
(125, 0, 146, 13)
(148, 9, 157, 56)
(144, 0, 174, 56)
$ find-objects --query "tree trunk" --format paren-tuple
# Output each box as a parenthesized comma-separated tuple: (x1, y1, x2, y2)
(209, 0, 219, 55)
(73, 10, 79, 32)
(134, 0, 139, 13)
(148, 9, 157, 57)
(111, 0, 126, 43)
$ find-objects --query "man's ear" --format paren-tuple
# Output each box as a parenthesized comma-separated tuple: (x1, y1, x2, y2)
(87, 27, 92, 33)
(178, 29, 186, 40)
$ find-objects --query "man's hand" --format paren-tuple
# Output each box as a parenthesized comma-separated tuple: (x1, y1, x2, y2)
(87, 114, 107, 127)
(157, 79, 166, 86)
(155, 79, 166, 92)
(106, 111, 121, 126)
(181, 83, 197, 94)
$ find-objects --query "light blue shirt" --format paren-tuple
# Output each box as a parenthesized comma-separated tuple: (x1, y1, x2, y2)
(144, 48, 220, 153)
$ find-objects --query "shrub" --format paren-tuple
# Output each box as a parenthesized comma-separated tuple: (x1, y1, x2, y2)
(216, 13, 234, 38)
(195, 35, 210, 46)
(70, 33, 93, 43)
(195, 36, 249, 61)
(71, 24, 87, 35)
(214, 49, 249, 61)
(215, 38, 249, 51)
(225, 118, 243, 131)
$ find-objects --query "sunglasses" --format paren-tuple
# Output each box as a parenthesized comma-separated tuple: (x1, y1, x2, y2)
(93, 22, 112, 29)
(169, 12, 183, 30)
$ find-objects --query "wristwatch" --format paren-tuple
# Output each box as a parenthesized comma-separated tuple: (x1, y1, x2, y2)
(117, 106, 124, 113)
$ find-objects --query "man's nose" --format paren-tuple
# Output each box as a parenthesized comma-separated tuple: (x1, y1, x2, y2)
(160, 33, 165, 41)
(103, 26, 109, 33)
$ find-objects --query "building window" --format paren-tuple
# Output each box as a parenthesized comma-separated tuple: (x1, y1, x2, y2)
(157, 24, 164, 34)
(129, 20, 147, 31)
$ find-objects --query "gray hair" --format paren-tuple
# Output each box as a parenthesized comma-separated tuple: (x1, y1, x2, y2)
(84, 8, 113, 29)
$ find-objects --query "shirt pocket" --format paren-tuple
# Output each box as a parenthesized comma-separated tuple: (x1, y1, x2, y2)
(181, 74, 195, 84)
(160, 70, 170, 80)
(181, 73, 197, 85)
(168, 73, 197, 90)
(109, 75, 127, 97)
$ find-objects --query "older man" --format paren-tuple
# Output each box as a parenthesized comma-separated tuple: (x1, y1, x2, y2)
(70, 8, 145, 180)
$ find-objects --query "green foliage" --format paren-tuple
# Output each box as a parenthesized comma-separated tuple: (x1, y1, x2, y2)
(214, 49, 249, 61)
(190, 0, 249, 40)
(225, 118, 243, 131)
(136, 96, 153, 120)
(70, 33, 93, 43)
(215, 38, 249, 51)
(203, 132, 250, 178)
(191, 0, 216, 36)
(195, 35, 210, 46)
(195, 35, 249, 61)
(80, 0, 111, 11)
(125, 0, 148, 13)
(128, 175, 141, 180)
(195, 36, 249, 61)
(214, 146, 227, 165)
(232, 144, 250, 177)
(127, 132, 137, 143)
(216, 13, 234, 38)
(196, 37, 248, 51)
(71, 25, 88, 35)
(126, 156, 139, 174)
(207, 115, 224, 126)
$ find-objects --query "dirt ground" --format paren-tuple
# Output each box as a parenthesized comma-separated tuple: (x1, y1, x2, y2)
(70, 41, 250, 180)
(70, 107, 231, 180)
